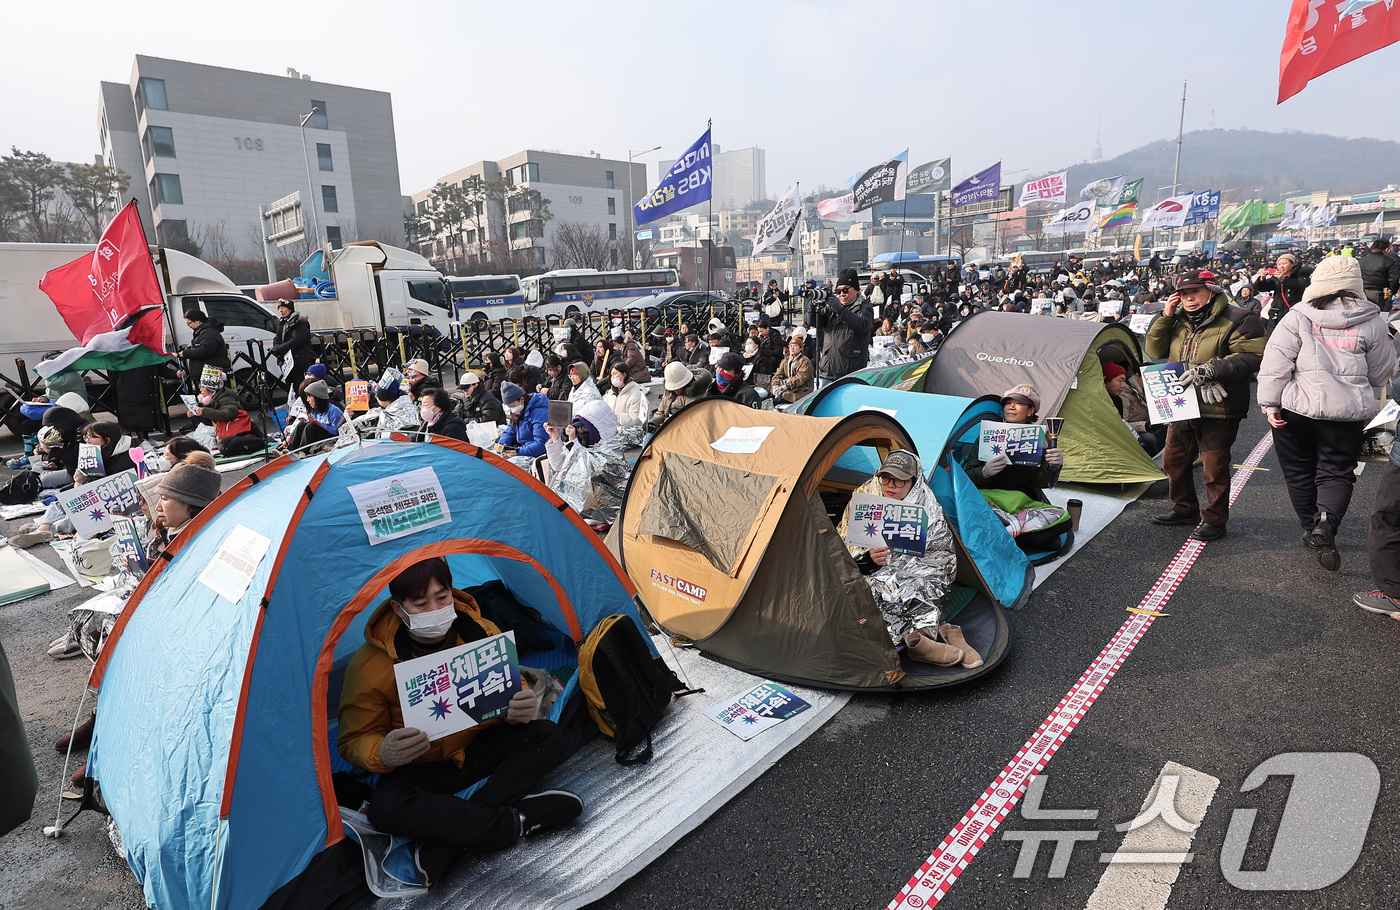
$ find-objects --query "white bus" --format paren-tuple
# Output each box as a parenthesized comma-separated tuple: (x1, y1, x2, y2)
(446, 274, 524, 324)
(522, 268, 679, 320)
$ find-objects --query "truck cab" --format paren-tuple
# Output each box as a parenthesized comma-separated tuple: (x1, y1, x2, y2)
(289, 242, 453, 335)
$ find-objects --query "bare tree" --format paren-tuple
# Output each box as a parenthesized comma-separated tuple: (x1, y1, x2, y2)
(551, 219, 615, 270)
(335, 218, 362, 244)
(197, 220, 240, 276)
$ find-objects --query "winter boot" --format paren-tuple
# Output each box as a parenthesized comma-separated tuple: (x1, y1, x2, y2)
(938, 622, 984, 669)
(903, 630, 963, 667)
(1308, 511, 1341, 571)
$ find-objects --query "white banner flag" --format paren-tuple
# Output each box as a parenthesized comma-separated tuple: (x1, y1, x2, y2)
(1043, 200, 1096, 234)
(817, 192, 864, 223)
(753, 184, 802, 255)
(1140, 195, 1195, 230)
(1018, 171, 1067, 207)
(1081, 175, 1128, 207)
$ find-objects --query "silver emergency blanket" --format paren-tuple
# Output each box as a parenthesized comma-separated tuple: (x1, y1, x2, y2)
(546, 400, 628, 525)
(837, 464, 957, 644)
(988, 503, 1066, 537)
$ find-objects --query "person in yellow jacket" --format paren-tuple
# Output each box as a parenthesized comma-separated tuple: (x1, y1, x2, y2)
(338, 556, 581, 874)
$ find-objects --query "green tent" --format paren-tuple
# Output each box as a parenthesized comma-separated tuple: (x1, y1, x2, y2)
(916, 312, 1166, 485)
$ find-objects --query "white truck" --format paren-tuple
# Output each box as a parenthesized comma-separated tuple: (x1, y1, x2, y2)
(0, 242, 281, 388)
(262, 242, 453, 335)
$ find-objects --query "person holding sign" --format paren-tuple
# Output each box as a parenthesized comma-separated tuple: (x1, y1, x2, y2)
(269, 300, 313, 393)
(961, 384, 1064, 501)
(1145, 269, 1267, 541)
(837, 451, 978, 668)
(337, 558, 581, 875)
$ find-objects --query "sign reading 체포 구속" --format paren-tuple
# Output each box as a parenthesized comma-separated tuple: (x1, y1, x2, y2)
(348, 466, 452, 545)
(394, 631, 521, 741)
(978, 421, 1046, 467)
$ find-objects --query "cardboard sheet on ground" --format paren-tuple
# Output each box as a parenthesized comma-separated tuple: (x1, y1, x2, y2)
(0, 545, 51, 604)
(10, 545, 76, 592)
(384, 638, 848, 910)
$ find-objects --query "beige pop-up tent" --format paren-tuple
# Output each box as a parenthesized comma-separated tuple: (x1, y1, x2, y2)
(613, 398, 1011, 690)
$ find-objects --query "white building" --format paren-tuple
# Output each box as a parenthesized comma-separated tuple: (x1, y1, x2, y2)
(99, 56, 404, 258)
(408, 150, 646, 269)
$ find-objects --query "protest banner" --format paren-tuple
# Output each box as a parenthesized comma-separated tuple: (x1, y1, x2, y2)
(56, 470, 142, 537)
(1140, 362, 1201, 425)
(348, 466, 452, 545)
(843, 492, 929, 557)
(393, 631, 521, 740)
(978, 421, 1046, 467)
(706, 681, 812, 741)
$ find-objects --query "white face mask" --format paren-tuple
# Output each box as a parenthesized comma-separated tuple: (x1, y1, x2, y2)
(397, 603, 456, 639)
(611, 376, 624, 389)
(508, 402, 524, 416)
(158, 456, 174, 472)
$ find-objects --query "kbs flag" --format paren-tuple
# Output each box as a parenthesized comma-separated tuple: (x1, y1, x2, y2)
(951, 161, 1002, 208)
(1018, 172, 1068, 207)
(36, 200, 171, 379)
(851, 150, 908, 213)
(1279, 0, 1400, 102)
(634, 126, 712, 226)
(1042, 200, 1096, 234)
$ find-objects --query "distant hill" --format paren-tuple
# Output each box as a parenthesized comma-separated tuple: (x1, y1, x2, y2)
(1036, 129, 1400, 203)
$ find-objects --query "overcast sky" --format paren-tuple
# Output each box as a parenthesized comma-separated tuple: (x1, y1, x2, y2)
(4, 0, 1397, 199)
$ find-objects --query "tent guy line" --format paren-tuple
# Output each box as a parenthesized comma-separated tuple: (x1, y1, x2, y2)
(885, 430, 1274, 910)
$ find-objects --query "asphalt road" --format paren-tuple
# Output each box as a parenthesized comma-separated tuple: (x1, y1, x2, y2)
(1, 428, 1396, 910)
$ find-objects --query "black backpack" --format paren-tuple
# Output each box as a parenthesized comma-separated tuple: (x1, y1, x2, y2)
(0, 471, 41, 506)
(577, 615, 697, 764)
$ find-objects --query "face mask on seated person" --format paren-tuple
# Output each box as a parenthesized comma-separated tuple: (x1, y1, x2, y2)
(420, 405, 437, 423)
(716, 369, 738, 391)
(507, 402, 524, 416)
(395, 602, 456, 639)
(611, 375, 624, 389)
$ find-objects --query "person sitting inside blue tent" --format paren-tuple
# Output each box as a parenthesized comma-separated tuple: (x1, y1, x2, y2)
(337, 557, 583, 881)
(960, 383, 1069, 556)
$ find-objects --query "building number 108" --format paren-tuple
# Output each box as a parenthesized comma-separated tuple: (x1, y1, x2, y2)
(234, 137, 265, 151)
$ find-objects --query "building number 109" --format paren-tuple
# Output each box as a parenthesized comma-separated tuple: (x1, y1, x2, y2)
(234, 137, 265, 151)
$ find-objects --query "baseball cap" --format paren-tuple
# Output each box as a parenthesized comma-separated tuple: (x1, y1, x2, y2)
(1175, 269, 1216, 291)
(876, 450, 920, 482)
(999, 383, 1042, 411)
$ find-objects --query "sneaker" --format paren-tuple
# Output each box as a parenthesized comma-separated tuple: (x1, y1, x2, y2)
(9, 529, 52, 549)
(515, 790, 584, 838)
(1153, 511, 1200, 526)
(1354, 590, 1400, 619)
(1190, 522, 1227, 542)
(6, 455, 29, 469)
(47, 632, 82, 660)
(1308, 512, 1340, 571)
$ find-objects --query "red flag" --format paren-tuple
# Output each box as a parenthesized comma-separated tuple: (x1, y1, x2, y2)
(37, 200, 166, 353)
(1279, 0, 1400, 103)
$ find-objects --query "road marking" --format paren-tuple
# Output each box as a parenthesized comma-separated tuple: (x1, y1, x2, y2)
(886, 432, 1273, 910)
(1086, 761, 1220, 910)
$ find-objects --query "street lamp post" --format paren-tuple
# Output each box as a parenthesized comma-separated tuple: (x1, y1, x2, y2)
(627, 145, 661, 269)
(298, 107, 321, 250)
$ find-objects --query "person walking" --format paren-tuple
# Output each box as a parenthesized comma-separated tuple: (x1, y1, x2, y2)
(1145, 269, 1268, 541)
(1256, 256, 1398, 570)
(1357, 238, 1399, 311)
(1354, 376, 1400, 617)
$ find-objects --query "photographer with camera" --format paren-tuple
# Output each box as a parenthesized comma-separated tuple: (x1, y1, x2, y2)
(816, 268, 874, 380)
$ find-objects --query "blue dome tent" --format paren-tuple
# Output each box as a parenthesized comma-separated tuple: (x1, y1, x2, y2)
(86, 438, 648, 910)
(794, 378, 1034, 609)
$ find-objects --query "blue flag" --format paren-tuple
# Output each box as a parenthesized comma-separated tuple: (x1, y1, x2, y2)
(634, 127, 713, 226)
(1182, 190, 1221, 226)
(951, 161, 1002, 208)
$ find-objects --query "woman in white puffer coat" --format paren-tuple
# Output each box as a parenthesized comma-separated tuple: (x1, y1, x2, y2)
(1257, 255, 1398, 571)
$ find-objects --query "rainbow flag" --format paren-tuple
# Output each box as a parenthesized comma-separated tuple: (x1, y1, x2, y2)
(1097, 202, 1137, 231)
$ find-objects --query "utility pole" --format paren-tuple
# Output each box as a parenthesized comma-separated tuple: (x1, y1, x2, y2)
(627, 145, 661, 269)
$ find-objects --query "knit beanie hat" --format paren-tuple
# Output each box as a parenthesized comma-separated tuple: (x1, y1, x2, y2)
(306, 363, 328, 380)
(304, 380, 331, 401)
(500, 382, 525, 405)
(157, 458, 222, 510)
(835, 268, 860, 291)
(1101, 361, 1128, 382)
(1302, 255, 1364, 302)
(569, 361, 591, 381)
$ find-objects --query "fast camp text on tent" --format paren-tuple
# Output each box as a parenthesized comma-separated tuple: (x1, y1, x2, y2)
(650, 568, 708, 604)
(976, 352, 1035, 367)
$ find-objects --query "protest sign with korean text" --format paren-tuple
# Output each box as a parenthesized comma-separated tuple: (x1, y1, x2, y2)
(345, 380, 370, 411)
(393, 631, 521, 741)
(843, 492, 930, 557)
(78, 444, 104, 476)
(706, 681, 812, 741)
(1140, 361, 1201, 425)
(348, 466, 452, 545)
(978, 421, 1046, 467)
(110, 515, 149, 576)
(56, 470, 142, 537)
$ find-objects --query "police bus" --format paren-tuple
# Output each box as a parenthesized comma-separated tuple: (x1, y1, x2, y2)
(522, 268, 680, 320)
(446, 274, 524, 325)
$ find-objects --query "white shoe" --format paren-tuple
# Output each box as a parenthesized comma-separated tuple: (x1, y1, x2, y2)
(48, 631, 82, 660)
